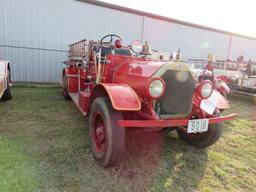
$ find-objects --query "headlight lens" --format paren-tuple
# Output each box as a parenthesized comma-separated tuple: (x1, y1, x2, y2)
(131, 40, 143, 54)
(148, 78, 165, 99)
(199, 81, 213, 99)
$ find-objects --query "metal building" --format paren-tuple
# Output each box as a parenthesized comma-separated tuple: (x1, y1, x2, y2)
(0, 0, 255, 83)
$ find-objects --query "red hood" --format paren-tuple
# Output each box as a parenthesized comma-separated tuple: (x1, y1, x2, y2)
(115, 61, 166, 78)
(112, 59, 167, 96)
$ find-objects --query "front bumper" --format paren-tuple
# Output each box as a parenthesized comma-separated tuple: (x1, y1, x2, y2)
(118, 113, 237, 128)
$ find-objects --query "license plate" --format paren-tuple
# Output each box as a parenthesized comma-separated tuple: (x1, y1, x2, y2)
(187, 119, 209, 133)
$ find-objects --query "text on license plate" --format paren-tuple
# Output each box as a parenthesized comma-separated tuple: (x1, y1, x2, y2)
(187, 119, 209, 133)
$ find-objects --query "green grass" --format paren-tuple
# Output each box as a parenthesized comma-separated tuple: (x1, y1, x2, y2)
(0, 87, 255, 192)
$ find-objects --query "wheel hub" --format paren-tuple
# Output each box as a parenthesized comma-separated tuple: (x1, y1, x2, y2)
(92, 112, 106, 153)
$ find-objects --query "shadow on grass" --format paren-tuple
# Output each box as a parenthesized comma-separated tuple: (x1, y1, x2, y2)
(105, 130, 208, 192)
(153, 133, 208, 192)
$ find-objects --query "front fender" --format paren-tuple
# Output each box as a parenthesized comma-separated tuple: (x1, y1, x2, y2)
(199, 90, 230, 115)
(214, 90, 230, 109)
(91, 83, 141, 111)
(0, 60, 9, 97)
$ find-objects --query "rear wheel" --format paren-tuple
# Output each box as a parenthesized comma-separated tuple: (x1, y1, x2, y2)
(1, 71, 12, 101)
(89, 97, 125, 167)
(62, 73, 71, 100)
(177, 110, 224, 148)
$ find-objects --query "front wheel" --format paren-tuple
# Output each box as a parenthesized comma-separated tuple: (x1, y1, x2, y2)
(89, 97, 125, 167)
(177, 122, 224, 148)
(177, 110, 224, 148)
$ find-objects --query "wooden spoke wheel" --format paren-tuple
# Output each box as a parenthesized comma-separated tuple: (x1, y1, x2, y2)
(89, 97, 125, 167)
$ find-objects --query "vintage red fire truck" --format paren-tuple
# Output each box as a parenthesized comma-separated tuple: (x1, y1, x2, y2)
(62, 34, 236, 167)
(0, 60, 12, 101)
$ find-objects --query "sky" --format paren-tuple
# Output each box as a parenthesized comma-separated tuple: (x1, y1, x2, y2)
(100, 0, 256, 38)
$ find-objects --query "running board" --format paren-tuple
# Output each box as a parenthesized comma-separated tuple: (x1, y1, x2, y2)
(69, 93, 87, 116)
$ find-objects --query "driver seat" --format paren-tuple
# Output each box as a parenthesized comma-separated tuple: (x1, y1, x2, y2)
(100, 47, 111, 57)
(95, 47, 111, 64)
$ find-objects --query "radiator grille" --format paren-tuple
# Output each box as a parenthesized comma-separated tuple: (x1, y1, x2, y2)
(156, 70, 196, 118)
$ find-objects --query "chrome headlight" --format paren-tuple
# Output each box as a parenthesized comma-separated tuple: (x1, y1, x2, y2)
(198, 80, 213, 99)
(147, 78, 166, 99)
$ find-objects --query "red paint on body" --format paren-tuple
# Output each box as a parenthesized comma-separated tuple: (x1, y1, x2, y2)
(62, 38, 236, 130)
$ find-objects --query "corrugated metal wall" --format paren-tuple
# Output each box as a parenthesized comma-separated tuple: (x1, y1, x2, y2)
(0, 0, 143, 82)
(143, 17, 231, 60)
(230, 36, 256, 61)
(0, 0, 255, 83)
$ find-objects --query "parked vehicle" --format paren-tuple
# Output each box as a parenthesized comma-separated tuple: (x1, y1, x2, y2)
(0, 60, 12, 101)
(62, 34, 236, 167)
(236, 72, 256, 93)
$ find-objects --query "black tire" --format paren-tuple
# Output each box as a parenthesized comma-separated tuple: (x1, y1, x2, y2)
(89, 97, 125, 167)
(62, 74, 71, 100)
(157, 127, 174, 136)
(177, 111, 224, 148)
(1, 72, 12, 101)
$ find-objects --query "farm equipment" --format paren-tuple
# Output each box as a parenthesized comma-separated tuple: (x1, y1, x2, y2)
(62, 34, 237, 167)
(0, 60, 12, 101)
(221, 60, 256, 94)
(232, 66, 256, 94)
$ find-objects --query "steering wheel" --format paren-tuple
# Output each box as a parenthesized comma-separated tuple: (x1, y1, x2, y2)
(100, 34, 122, 48)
